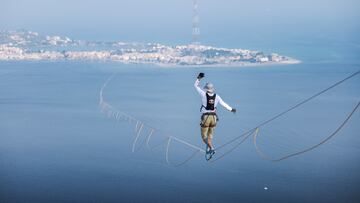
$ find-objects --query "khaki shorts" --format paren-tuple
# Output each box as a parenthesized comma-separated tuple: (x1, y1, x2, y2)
(200, 114, 217, 140)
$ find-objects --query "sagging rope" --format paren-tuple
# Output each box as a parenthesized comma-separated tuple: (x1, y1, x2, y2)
(210, 70, 360, 163)
(165, 137, 201, 167)
(253, 102, 360, 162)
(99, 73, 205, 167)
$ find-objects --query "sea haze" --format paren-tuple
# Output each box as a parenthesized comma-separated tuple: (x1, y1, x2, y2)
(0, 35, 360, 203)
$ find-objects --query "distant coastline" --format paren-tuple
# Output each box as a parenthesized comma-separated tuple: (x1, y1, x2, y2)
(0, 30, 300, 67)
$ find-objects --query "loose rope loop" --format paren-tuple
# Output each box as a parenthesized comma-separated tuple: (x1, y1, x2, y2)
(253, 102, 360, 162)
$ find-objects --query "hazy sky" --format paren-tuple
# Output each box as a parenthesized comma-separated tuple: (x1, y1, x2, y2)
(1, 0, 359, 44)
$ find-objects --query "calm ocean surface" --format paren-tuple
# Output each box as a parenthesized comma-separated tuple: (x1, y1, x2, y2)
(1, 37, 360, 203)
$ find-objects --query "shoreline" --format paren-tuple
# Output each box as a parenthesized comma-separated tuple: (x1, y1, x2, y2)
(0, 57, 301, 68)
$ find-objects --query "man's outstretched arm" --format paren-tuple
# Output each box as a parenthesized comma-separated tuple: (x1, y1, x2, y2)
(218, 96, 236, 113)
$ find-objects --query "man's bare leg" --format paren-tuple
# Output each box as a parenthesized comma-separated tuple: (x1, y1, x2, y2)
(207, 127, 215, 150)
(202, 137, 213, 151)
(207, 137, 214, 150)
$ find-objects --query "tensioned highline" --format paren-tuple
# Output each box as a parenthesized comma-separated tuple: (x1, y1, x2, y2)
(99, 70, 360, 166)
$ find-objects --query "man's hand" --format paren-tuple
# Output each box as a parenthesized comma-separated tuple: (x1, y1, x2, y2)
(231, 108, 236, 113)
(197, 72, 205, 80)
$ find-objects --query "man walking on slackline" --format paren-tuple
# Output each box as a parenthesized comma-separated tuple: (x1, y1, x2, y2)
(194, 72, 236, 160)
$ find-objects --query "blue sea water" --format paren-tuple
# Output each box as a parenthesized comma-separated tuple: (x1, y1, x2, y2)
(1, 37, 360, 203)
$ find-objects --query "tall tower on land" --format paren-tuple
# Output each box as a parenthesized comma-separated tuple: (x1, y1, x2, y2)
(192, 0, 200, 45)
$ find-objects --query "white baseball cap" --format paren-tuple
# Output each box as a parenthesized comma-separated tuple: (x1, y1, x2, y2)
(204, 82, 215, 93)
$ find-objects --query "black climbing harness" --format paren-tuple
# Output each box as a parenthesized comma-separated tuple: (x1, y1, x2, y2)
(200, 112, 218, 127)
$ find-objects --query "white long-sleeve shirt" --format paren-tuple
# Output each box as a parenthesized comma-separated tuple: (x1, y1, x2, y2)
(194, 79, 233, 113)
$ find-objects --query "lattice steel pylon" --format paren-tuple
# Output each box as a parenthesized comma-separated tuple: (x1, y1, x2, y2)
(192, 0, 200, 45)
